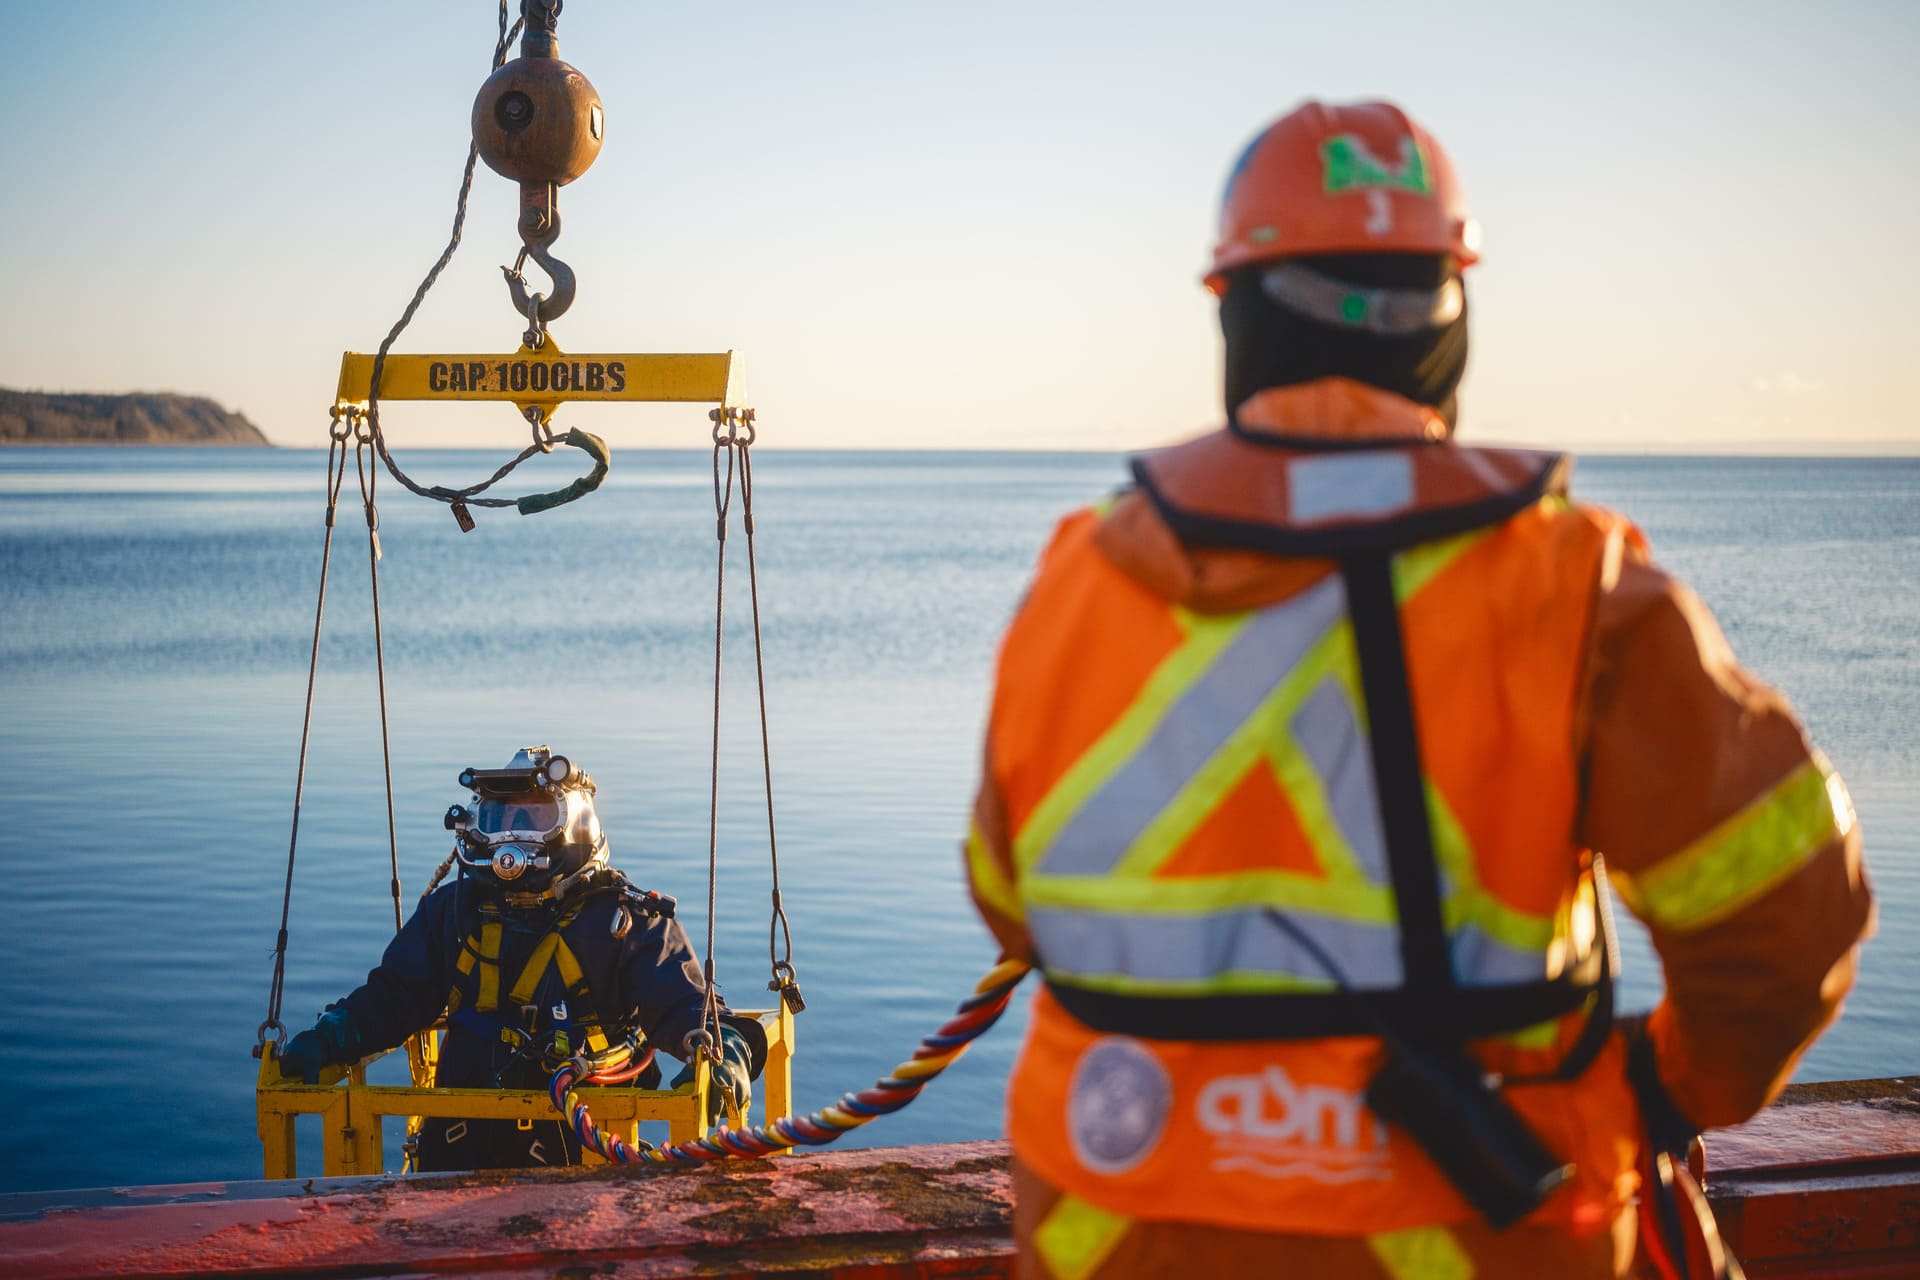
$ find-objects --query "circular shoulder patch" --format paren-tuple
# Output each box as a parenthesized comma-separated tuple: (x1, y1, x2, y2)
(1067, 1035, 1172, 1175)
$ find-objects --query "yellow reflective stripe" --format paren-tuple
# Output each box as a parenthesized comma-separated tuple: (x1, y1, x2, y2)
(1495, 988, 1597, 1052)
(1013, 612, 1251, 873)
(967, 822, 1025, 923)
(1090, 490, 1122, 519)
(1017, 534, 1481, 884)
(1427, 789, 1557, 956)
(1033, 1194, 1130, 1280)
(1024, 867, 1394, 922)
(1612, 758, 1849, 934)
(1266, 631, 1380, 889)
(1368, 1225, 1474, 1280)
(1393, 526, 1492, 601)
(1112, 623, 1356, 880)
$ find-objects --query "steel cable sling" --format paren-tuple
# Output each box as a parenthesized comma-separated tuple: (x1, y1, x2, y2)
(253, 0, 575, 1066)
(683, 411, 805, 1077)
(253, 405, 420, 1062)
(255, 414, 355, 1056)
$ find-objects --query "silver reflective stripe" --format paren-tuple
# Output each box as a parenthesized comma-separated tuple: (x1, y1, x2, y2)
(1037, 575, 1347, 876)
(1449, 925, 1548, 985)
(1030, 903, 1404, 990)
(1292, 677, 1389, 884)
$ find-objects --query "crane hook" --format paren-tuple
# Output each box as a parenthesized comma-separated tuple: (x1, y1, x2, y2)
(503, 240, 576, 331)
(502, 179, 576, 329)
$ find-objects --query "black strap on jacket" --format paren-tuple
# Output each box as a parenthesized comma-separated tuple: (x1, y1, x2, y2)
(1341, 551, 1455, 1031)
(1130, 449, 1567, 559)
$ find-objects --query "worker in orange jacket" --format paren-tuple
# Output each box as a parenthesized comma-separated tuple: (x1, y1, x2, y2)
(964, 100, 1874, 1279)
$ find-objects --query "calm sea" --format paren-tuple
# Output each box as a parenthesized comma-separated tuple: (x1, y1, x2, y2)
(0, 446, 1913, 1194)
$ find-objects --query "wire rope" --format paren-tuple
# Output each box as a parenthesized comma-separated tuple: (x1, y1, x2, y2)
(736, 433, 799, 1004)
(692, 427, 739, 1068)
(255, 415, 355, 1053)
(352, 423, 406, 934)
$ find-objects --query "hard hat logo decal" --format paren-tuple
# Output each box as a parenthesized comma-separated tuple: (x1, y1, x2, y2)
(1320, 135, 1432, 197)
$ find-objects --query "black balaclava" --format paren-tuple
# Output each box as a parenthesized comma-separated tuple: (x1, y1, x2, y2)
(1220, 251, 1468, 432)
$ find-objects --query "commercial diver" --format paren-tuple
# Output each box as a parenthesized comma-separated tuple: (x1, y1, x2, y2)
(278, 746, 764, 1171)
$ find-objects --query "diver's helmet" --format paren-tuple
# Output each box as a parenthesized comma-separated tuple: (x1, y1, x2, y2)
(444, 745, 608, 905)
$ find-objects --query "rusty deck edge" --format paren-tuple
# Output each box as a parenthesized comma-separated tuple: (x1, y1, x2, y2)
(0, 1140, 1017, 1280)
(5, 1080, 1920, 1279)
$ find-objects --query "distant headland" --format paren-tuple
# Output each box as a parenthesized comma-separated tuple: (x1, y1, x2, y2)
(0, 388, 268, 446)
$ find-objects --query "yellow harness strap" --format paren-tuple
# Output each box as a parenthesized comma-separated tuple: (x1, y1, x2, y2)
(508, 931, 565, 1006)
(449, 920, 504, 1014)
(442, 908, 611, 1053)
(499, 911, 610, 1054)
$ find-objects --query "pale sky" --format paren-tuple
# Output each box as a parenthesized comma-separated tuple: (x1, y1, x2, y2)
(2, 1, 1915, 452)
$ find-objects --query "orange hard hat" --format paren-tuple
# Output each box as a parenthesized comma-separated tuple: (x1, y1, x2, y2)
(1205, 100, 1481, 295)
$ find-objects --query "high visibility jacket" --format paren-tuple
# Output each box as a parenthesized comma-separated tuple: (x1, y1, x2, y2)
(967, 380, 1873, 1272)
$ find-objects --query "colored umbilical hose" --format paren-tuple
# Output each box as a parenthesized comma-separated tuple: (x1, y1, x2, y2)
(548, 957, 1031, 1164)
(582, 1047, 655, 1086)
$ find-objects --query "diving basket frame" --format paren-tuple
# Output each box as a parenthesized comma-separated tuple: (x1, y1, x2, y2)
(258, 341, 785, 1179)
(256, 1003, 794, 1178)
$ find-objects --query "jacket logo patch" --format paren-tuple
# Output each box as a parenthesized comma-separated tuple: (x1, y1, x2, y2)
(1196, 1066, 1392, 1184)
(1068, 1036, 1171, 1175)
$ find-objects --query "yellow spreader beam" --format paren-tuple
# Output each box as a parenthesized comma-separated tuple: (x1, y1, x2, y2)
(335, 344, 733, 413)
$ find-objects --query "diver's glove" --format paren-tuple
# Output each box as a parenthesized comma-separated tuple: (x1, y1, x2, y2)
(670, 1025, 755, 1123)
(278, 1004, 364, 1085)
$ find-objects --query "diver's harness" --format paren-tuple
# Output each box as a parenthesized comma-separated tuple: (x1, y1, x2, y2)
(444, 868, 679, 1083)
